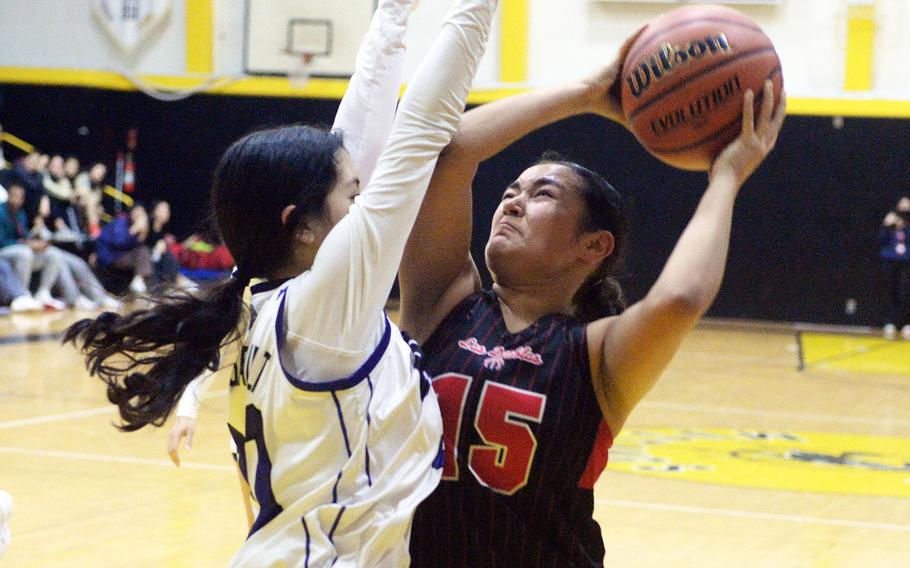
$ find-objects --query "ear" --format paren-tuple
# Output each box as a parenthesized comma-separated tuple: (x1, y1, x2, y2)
(579, 230, 614, 265)
(280, 205, 296, 226)
(282, 204, 317, 246)
(298, 225, 317, 246)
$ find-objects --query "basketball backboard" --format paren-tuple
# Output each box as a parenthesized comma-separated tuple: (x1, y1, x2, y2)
(244, 0, 376, 77)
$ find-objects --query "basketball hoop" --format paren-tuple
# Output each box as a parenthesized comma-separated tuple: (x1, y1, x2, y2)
(288, 52, 316, 89)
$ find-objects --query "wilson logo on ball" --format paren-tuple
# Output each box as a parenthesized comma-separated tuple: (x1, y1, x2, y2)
(626, 33, 731, 99)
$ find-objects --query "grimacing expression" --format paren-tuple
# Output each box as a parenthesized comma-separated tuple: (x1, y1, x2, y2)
(485, 163, 593, 283)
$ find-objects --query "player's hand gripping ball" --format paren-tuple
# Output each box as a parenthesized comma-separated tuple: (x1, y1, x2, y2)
(620, 4, 783, 171)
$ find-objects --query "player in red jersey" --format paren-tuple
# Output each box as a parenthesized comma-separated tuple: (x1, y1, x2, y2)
(400, 36, 787, 566)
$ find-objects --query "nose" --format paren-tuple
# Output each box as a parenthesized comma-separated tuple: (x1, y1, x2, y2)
(502, 193, 524, 217)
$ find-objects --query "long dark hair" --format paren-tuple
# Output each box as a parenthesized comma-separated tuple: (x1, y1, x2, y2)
(538, 153, 629, 323)
(63, 125, 345, 431)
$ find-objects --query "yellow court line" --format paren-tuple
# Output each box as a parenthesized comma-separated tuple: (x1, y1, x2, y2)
(4, 66, 910, 117)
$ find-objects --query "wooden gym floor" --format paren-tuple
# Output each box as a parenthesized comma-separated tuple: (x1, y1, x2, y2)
(1, 309, 908, 567)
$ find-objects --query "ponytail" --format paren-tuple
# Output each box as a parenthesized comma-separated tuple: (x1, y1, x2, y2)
(573, 275, 626, 323)
(62, 277, 247, 431)
(63, 125, 347, 432)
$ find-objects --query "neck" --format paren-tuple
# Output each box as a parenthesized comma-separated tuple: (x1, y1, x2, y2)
(491, 278, 580, 334)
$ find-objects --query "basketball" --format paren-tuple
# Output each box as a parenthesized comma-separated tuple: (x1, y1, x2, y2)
(620, 5, 783, 171)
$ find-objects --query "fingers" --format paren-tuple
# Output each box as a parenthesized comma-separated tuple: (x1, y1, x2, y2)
(186, 427, 195, 451)
(769, 88, 787, 143)
(167, 430, 182, 467)
(741, 89, 755, 139)
(757, 80, 774, 134)
(618, 25, 648, 61)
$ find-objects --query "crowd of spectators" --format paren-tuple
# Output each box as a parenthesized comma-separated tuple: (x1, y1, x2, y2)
(0, 134, 235, 314)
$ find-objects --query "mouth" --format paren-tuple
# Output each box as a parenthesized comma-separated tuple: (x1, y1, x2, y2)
(495, 220, 519, 235)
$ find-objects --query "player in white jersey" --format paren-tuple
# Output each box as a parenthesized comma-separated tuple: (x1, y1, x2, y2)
(64, 0, 497, 565)
(166, 0, 421, 531)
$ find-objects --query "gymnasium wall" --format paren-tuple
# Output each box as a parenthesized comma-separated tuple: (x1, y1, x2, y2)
(1, 1, 909, 97)
(0, 1, 907, 326)
(0, 83, 901, 326)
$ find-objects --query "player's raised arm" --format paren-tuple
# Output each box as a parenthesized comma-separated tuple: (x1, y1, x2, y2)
(589, 82, 786, 435)
(283, 0, 498, 377)
(399, 32, 642, 343)
(332, 0, 414, 186)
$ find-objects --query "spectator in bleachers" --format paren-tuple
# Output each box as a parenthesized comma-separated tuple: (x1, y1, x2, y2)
(43, 155, 74, 229)
(0, 123, 6, 169)
(2, 152, 45, 224)
(881, 196, 910, 340)
(0, 258, 42, 312)
(147, 200, 180, 286)
(63, 157, 80, 187)
(168, 228, 234, 275)
(74, 162, 106, 236)
(54, 249, 122, 310)
(0, 182, 68, 310)
(95, 204, 152, 294)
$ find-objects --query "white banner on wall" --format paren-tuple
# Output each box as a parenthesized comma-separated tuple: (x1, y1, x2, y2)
(92, 0, 171, 53)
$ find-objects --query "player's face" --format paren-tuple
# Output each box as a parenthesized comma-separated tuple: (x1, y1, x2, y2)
(306, 149, 361, 248)
(485, 163, 591, 285)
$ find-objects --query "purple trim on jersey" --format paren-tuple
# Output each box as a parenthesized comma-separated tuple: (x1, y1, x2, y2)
(274, 288, 392, 391)
(250, 277, 292, 295)
(331, 391, 353, 457)
(432, 439, 444, 470)
(301, 516, 311, 568)
(332, 471, 342, 504)
(328, 506, 346, 548)
(365, 374, 374, 486)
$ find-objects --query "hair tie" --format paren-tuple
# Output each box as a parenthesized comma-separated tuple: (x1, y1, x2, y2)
(232, 266, 252, 286)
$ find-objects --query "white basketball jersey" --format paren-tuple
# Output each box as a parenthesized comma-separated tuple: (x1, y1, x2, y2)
(228, 281, 443, 567)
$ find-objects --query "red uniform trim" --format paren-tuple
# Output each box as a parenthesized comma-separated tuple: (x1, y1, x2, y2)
(577, 420, 613, 489)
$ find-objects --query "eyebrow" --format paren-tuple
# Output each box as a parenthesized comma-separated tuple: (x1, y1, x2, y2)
(506, 175, 569, 192)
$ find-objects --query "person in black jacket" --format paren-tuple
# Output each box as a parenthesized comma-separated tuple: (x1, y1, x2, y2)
(880, 196, 910, 339)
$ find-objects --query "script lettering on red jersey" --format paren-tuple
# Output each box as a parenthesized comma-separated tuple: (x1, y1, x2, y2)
(456, 337, 544, 370)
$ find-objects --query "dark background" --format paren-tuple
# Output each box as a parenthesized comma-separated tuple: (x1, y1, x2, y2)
(2, 83, 906, 326)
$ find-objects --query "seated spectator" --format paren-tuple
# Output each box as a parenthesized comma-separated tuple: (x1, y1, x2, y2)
(95, 204, 152, 294)
(147, 200, 180, 286)
(43, 155, 74, 227)
(0, 123, 6, 169)
(0, 258, 42, 312)
(74, 162, 106, 236)
(0, 152, 45, 224)
(54, 249, 122, 310)
(0, 182, 69, 310)
(63, 157, 80, 188)
(168, 229, 234, 274)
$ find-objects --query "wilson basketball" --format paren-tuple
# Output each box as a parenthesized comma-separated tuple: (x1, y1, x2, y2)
(620, 5, 783, 171)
